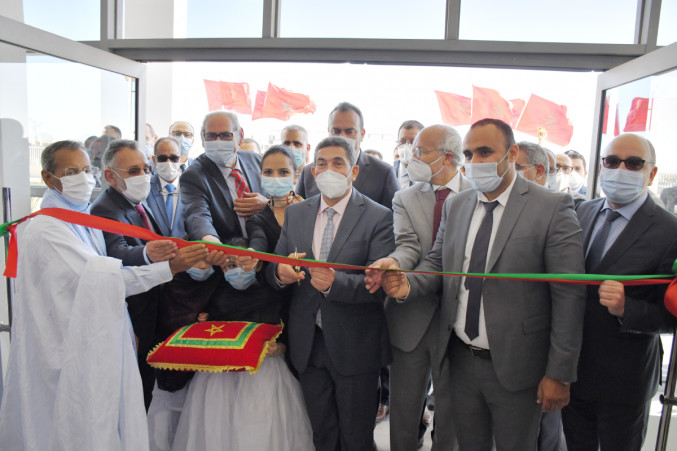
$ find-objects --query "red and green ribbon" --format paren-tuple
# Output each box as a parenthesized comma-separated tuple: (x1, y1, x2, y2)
(1, 208, 675, 288)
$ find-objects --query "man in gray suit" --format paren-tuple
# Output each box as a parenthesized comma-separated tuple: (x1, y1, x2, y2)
(379, 119, 586, 450)
(366, 124, 470, 450)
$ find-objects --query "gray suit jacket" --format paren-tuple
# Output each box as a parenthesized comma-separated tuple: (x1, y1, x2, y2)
(386, 175, 472, 352)
(409, 175, 586, 392)
(266, 189, 395, 376)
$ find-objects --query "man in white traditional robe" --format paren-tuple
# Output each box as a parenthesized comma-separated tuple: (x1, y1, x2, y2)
(0, 140, 209, 451)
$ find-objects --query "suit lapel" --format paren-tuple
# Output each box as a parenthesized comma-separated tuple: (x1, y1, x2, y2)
(200, 155, 234, 210)
(328, 190, 365, 262)
(487, 177, 528, 271)
(452, 192, 477, 272)
(301, 195, 321, 260)
(580, 199, 605, 249)
(415, 184, 435, 233)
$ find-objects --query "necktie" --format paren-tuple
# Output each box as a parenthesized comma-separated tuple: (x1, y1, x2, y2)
(230, 168, 250, 199)
(586, 209, 622, 272)
(135, 204, 152, 230)
(432, 188, 451, 245)
(464, 201, 499, 341)
(317, 208, 337, 328)
(165, 184, 175, 226)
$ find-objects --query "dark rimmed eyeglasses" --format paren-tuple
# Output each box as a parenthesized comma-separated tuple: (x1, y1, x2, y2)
(156, 154, 181, 163)
(114, 166, 152, 176)
(556, 164, 573, 174)
(203, 131, 235, 141)
(602, 156, 651, 171)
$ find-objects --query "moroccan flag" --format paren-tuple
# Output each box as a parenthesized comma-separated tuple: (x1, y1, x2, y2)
(615, 103, 620, 136)
(471, 86, 513, 124)
(623, 97, 650, 132)
(219, 81, 252, 114)
(516, 94, 574, 147)
(261, 83, 316, 121)
(203, 80, 223, 112)
(510, 99, 526, 128)
(602, 97, 609, 134)
(435, 91, 471, 126)
(251, 90, 267, 121)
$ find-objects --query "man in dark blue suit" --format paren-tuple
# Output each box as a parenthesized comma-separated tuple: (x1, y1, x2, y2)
(147, 137, 186, 239)
(268, 136, 395, 451)
(180, 111, 265, 246)
(295, 102, 399, 210)
(563, 134, 677, 451)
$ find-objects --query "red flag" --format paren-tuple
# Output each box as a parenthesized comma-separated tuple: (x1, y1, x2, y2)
(602, 97, 609, 134)
(471, 86, 513, 124)
(516, 94, 574, 147)
(251, 90, 267, 121)
(614, 103, 620, 136)
(510, 99, 526, 128)
(260, 83, 316, 121)
(219, 81, 252, 114)
(203, 79, 223, 112)
(435, 91, 471, 126)
(623, 97, 650, 132)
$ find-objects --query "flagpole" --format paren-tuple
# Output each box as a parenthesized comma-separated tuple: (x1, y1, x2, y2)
(656, 331, 677, 451)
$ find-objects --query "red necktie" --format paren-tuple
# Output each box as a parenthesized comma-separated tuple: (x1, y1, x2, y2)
(230, 168, 250, 199)
(134, 204, 152, 230)
(432, 188, 451, 245)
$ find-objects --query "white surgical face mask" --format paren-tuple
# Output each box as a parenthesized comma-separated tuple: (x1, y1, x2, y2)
(397, 143, 414, 166)
(204, 140, 236, 166)
(262, 175, 294, 198)
(547, 172, 557, 190)
(407, 153, 445, 183)
(292, 149, 305, 168)
(156, 161, 181, 182)
(554, 172, 569, 192)
(315, 170, 351, 199)
(179, 136, 193, 156)
(54, 171, 96, 205)
(119, 173, 151, 204)
(144, 142, 153, 158)
(568, 170, 584, 190)
(464, 151, 510, 193)
(600, 166, 645, 205)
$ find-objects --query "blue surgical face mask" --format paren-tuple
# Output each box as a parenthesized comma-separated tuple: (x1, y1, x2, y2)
(187, 266, 214, 282)
(293, 149, 305, 168)
(204, 140, 235, 166)
(600, 166, 645, 205)
(262, 175, 294, 198)
(179, 136, 193, 156)
(224, 267, 257, 290)
(464, 150, 510, 193)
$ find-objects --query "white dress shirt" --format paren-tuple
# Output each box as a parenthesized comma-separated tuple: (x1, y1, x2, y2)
(312, 188, 352, 259)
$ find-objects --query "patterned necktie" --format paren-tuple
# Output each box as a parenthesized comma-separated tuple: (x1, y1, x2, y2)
(464, 201, 499, 341)
(317, 208, 337, 328)
(230, 168, 250, 199)
(134, 204, 152, 230)
(165, 184, 175, 226)
(432, 188, 451, 245)
(586, 209, 622, 272)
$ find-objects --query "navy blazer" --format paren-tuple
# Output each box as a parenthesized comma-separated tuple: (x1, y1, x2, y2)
(266, 189, 395, 376)
(145, 173, 187, 239)
(180, 151, 263, 241)
(295, 150, 399, 210)
(573, 195, 677, 405)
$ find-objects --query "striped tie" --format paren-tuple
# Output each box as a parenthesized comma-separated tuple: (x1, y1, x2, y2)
(230, 168, 250, 198)
(316, 208, 337, 328)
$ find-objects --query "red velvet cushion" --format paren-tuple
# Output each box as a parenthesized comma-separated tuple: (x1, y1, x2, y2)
(147, 321, 283, 374)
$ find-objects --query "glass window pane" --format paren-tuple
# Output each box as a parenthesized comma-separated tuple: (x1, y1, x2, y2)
(279, 0, 447, 39)
(658, 0, 677, 46)
(460, 0, 638, 44)
(22, 0, 100, 41)
(599, 68, 677, 211)
(123, 0, 264, 39)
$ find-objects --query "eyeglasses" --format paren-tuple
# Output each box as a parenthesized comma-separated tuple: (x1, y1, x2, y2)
(171, 131, 194, 138)
(63, 166, 93, 176)
(602, 156, 651, 171)
(156, 154, 181, 163)
(203, 132, 235, 141)
(556, 164, 573, 174)
(412, 147, 444, 158)
(114, 166, 152, 176)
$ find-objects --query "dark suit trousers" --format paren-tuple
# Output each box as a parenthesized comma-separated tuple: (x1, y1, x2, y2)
(562, 395, 651, 451)
(448, 337, 541, 451)
(299, 327, 379, 451)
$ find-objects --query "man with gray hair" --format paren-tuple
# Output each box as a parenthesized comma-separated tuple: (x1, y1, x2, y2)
(516, 141, 549, 187)
(281, 124, 312, 183)
(295, 102, 400, 209)
(366, 124, 470, 450)
(563, 134, 677, 450)
(268, 135, 395, 451)
(180, 111, 265, 245)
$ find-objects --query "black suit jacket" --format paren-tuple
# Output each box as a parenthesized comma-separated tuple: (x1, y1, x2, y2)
(573, 196, 677, 405)
(266, 189, 395, 376)
(145, 173, 187, 239)
(180, 151, 263, 241)
(295, 150, 399, 209)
